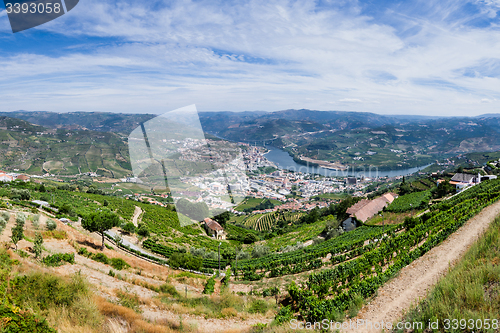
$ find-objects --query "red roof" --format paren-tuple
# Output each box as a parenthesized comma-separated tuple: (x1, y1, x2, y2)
(346, 195, 395, 222)
(204, 218, 223, 231)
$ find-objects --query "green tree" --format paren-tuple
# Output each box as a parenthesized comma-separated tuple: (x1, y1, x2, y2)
(81, 211, 120, 250)
(243, 233, 258, 244)
(33, 232, 43, 259)
(11, 224, 23, 250)
(121, 222, 136, 234)
(213, 211, 231, 226)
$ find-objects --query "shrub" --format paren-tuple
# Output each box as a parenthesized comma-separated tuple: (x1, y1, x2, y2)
(121, 222, 136, 234)
(274, 305, 293, 325)
(32, 214, 40, 229)
(168, 252, 202, 271)
(33, 232, 43, 259)
(77, 247, 90, 257)
(159, 284, 180, 297)
(137, 224, 149, 237)
(251, 244, 270, 258)
(115, 290, 141, 313)
(0, 304, 56, 333)
(92, 252, 109, 265)
(42, 253, 75, 266)
(1, 211, 10, 221)
(46, 219, 57, 231)
(248, 299, 269, 314)
(15, 212, 26, 227)
(262, 286, 279, 298)
(10, 272, 87, 310)
(110, 258, 130, 270)
(203, 277, 216, 295)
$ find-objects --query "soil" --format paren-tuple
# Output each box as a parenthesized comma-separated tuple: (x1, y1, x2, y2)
(0, 208, 274, 332)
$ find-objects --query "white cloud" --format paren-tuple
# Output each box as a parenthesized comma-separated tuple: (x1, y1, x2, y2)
(0, 0, 500, 116)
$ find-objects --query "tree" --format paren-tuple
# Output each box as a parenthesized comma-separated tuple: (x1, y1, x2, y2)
(11, 224, 23, 250)
(213, 211, 231, 226)
(121, 222, 136, 234)
(137, 222, 150, 237)
(243, 233, 258, 244)
(33, 232, 43, 259)
(82, 211, 120, 250)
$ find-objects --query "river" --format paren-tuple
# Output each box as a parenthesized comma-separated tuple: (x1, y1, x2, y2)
(263, 146, 432, 178)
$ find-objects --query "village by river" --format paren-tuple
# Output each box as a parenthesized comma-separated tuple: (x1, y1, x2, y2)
(264, 145, 432, 178)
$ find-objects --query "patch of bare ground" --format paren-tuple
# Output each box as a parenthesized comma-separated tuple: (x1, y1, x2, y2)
(1, 209, 274, 332)
(342, 199, 500, 333)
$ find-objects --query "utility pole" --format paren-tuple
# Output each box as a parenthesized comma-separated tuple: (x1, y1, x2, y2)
(218, 242, 221, 276)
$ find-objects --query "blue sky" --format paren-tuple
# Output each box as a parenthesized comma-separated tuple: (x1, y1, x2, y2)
(0, 0, 499, 115)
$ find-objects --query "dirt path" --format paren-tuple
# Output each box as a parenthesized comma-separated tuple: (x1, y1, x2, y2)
(132, 206, 142, 227)
(343, 200, 500, 333)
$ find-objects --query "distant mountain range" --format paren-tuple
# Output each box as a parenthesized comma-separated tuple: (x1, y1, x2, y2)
(1, 109, 500, 173)
(0, 111, 155, 135)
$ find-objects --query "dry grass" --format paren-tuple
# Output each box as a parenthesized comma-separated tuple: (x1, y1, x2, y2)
(95, 296, 182, 333)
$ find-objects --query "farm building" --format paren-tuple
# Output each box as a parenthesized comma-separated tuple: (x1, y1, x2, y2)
(203, 218, 226, 240)
(449, 173, 481, 192)
(346, 193, 397, 222)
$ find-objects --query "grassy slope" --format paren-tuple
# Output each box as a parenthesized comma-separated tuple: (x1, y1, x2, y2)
(397, 216, 500, 332)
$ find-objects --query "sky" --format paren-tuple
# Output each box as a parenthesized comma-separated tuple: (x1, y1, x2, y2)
(0, 0, 500, 116)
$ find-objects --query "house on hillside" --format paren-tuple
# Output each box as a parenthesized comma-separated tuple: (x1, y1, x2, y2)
(203, 218, 226, 240)
(449, 173, 481, 192)
(346, 193, 397, 223)
(16, 174, 30, 182)
(0, 173, 14, 182)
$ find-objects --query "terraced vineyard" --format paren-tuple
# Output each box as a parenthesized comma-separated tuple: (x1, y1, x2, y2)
(386, 190, 431, 212)
(242, 211, 304, 231)
(281, 179, 500, 322)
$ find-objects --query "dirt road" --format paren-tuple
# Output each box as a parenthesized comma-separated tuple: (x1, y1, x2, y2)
(343, 200, 500, 333)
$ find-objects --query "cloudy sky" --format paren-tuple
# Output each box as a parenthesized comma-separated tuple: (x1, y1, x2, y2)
(0, 0, 499, 115)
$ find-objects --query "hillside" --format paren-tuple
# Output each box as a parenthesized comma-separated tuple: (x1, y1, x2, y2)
(0, 116, 131, 177)
(200, 110, 500, 170)
(0, 111, 156, 135)
(3, 110, 500, 172)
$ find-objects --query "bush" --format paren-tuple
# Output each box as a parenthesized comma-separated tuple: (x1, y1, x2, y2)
(1, 211, 10, 221)
(248, 299, 269, 314)
(77, 247, 90, 257)
(42, 253, 75, 266)
(92, 252, 109, 265)
(251, 244, 270, 258)
(244, 233, 258, 244)
(121, 222, 136, 234)
(115, 290, 141, 312)
(159, 284, 180, 297)
(34, 233, 43, 259)
(10, 272, 87, 310)
(15, 212, 26, 227)
(274, 305, 293, 325)
(203, 276, 216, 295)
(110, 258, 130, 270)
(46, 219, 57, 231)
(0, 304, 56, 332)
(137, 224, 150, 237)
(168, 252, 202, 271)
(32, 214, 40, 229)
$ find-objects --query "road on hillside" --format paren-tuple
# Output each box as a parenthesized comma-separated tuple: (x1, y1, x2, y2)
(105, 229, 164, 260)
